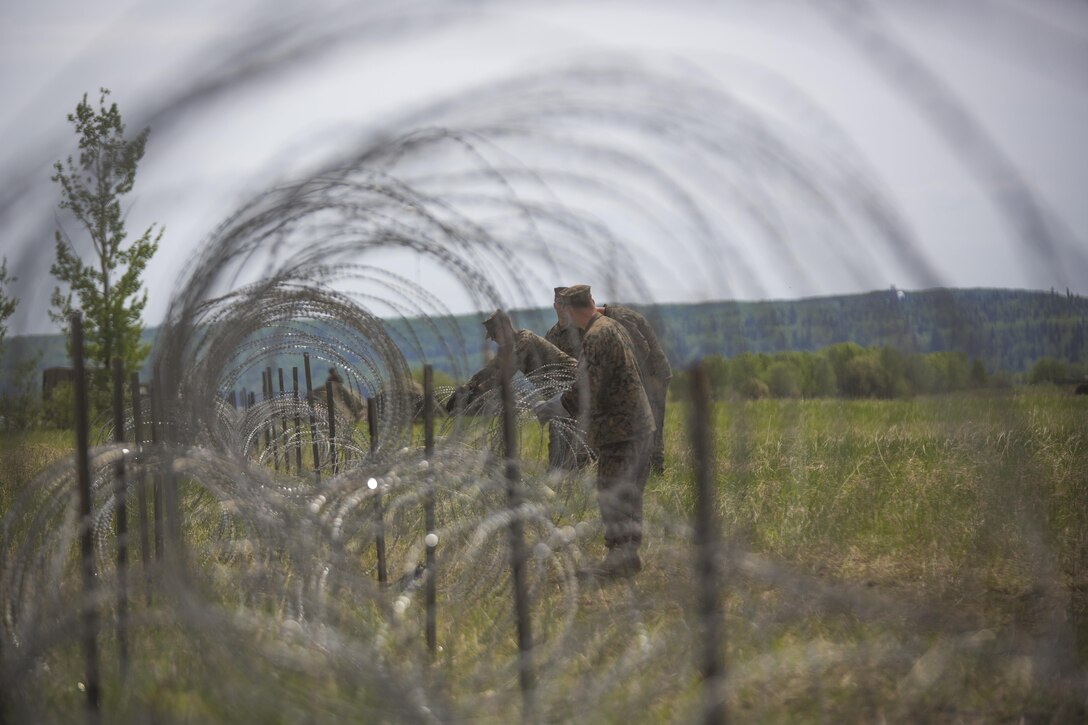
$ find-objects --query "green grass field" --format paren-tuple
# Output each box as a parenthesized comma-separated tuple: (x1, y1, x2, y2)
(2, 387, 1085, 721)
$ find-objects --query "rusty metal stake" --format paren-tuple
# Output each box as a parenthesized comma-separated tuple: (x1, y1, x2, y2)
(278, 368, 290, 475)
(303, 353, 321, 481)
(129, 372, 151, 604)
(326, 379, 337, 475)
(70, 311, 100, 723)
(690, 361, 725, 725)
(368, 396, 387, 585)
(499, 343, 534, 715)
(423, 365, 437, 657)
(265, 367, 280, 472)
(292, 367, 303, 473)
(111, 358, 129, 679)
(149, 375, 164, 564)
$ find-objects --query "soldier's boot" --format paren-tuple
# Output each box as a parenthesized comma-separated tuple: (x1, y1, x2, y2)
(579, 543, 641, 580)
(605, 544, 641, 578)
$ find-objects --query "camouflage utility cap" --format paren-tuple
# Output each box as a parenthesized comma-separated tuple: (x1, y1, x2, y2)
(557, 285, 592, 307)
(553, 286, 568, 300)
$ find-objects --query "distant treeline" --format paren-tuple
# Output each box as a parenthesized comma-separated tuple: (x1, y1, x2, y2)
(668, 343, 1087, 402)
(4, 288, 1086, 395)
(650, 287, 1088, 374)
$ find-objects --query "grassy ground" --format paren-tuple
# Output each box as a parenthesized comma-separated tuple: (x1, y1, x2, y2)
(658, 390, 1085, 591)
(651, 388, 1084, 720)
(0, 428, 72, 514)
(2, 387, 1085, 721)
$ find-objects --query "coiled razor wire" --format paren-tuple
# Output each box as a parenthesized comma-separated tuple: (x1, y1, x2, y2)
(2, 2, 1087, 722)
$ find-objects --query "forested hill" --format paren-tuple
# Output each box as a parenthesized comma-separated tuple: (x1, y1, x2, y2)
(648, 287, 1088, 373)
(4, 288, 1086, 388)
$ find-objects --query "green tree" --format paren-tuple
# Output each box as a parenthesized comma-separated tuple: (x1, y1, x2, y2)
(49, 88, 162, 398)
(878, 346, 911, 397)
(930, 351, 970, 392)
(730, 352, 765, 395)
(41, 381, 76, 429)
(0, 258, 41, 430)
(969, 358, 988, 387)
(740, 377, 769, 400)
(766, 361, 801, 398)
(1028, 357, 1066, 385)
(840, 354, 892, 398)
(825, 342, 864, 387)
(0, 257, 16, 351)
(803, 354, 838, 397)
(905, 354, 937, 394)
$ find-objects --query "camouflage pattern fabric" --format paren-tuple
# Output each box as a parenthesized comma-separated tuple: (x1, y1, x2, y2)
(551, 305, 670, 471)
(596, 436, 651, 550)
(462, 329, 575, 397)
(560, 312, 654, 449)
(602, 304, 671, 384)
(544, 322, 587, 468)
(452, 328, 577, 468)
(544, 321, 584, 360)
(644, 382, 667, 473)
(602, 304, 671, 473)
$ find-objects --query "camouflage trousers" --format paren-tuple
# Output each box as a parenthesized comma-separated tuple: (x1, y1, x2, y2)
(596, 436, 651, 551)
(647, 383, 668, 475)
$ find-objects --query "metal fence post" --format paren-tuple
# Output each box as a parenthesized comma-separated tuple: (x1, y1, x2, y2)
(148, 375, 164, 564)
(326, 379, 338, 475)
(368, 396, 387, 585)
(70, 311, 100, 723)
(265, 367, 280, 472)
(690, 361, 725, 725)
(303, 354, 321, 481)
(155, 370, 183, 568)
(278, 368, 290, 475)
(129, 372, 151, 604)
(292, 367, 303, 473)
(423, 366, 437, 657)
(111, 358, 129, 679)
(499, 343, 534, 715)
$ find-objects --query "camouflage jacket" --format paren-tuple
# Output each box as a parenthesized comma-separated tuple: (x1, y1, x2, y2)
(560, 313, 655, 448)
(601, 304, 672, 388)
(466, 329, 576, 394)
(548, 306, 671, 392)
(544, 321, 583, 360)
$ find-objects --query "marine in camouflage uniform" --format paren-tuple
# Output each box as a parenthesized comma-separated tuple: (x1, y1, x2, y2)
(556, 285, 655, 578)
(545, 286, 584, 359)
(545, 287, 590, 470)
(600, 304, 671, 474)
(547, 290, 671, 474)
(448, 310, 577, 468)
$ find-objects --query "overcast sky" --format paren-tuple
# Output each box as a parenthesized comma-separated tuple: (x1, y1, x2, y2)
(2, 0, 1086, 336)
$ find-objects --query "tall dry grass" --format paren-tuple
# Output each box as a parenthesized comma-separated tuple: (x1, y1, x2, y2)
(2, 388, 1085, 721)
